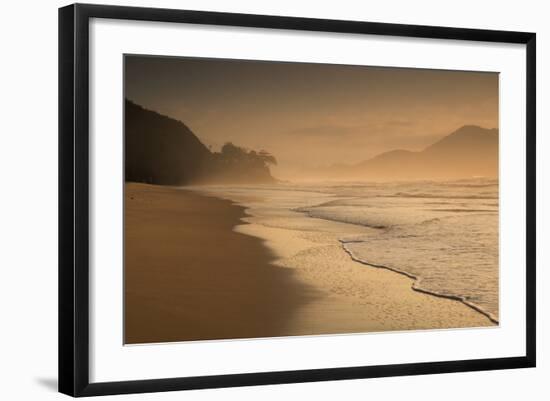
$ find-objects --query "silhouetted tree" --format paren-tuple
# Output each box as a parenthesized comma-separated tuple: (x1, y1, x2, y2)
(258, 150, 277, 166)
(218, 143, 277, 168)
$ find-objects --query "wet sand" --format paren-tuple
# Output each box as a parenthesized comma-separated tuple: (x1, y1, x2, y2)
(124, 183, 313, 344)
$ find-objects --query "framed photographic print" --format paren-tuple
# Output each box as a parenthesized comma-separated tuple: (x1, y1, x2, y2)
(58, 3, 536, 397)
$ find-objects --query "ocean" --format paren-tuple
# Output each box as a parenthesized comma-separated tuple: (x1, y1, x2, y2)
(194, 178, 499, 324)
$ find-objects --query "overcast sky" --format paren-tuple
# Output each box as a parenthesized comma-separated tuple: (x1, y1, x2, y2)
(125, 55, 498, 179)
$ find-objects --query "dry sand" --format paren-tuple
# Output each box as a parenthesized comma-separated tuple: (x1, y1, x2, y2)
(124, 183, 313, 344)
(125, 183, 493, 344)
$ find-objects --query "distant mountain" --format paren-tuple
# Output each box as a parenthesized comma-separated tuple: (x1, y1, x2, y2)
(325, 125, 498, 181)
(125, 100, 276, 185)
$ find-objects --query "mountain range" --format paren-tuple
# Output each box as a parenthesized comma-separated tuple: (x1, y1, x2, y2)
(125, 100, 498, 184)
(320, 125, 498, 181)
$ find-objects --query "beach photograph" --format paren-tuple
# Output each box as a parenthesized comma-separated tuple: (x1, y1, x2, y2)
(123, 55, 499, 344)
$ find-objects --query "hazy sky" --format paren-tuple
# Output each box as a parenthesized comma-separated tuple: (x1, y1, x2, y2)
(125, 55, 498, 178)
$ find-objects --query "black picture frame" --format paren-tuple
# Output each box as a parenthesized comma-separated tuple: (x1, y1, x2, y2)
(59, 3, 536, 397)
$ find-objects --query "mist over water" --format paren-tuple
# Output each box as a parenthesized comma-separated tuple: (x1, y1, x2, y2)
(196, 178, 499, 323)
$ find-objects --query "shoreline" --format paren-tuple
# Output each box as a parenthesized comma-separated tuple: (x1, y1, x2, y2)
(125, 182, 495, 345)
(340, 240, 498, 324)
(196, 185, 496, 334)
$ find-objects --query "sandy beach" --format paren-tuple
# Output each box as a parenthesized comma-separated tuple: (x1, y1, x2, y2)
(124, 183, 313, 344)
(125, 183, 494, 344)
